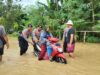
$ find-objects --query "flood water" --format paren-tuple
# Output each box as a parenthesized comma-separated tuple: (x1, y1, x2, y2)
(0, 37, 100, 75)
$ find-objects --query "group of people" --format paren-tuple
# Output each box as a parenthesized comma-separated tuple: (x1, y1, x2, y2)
(18, 24, 53, 60)
(0, 20, 75, 62)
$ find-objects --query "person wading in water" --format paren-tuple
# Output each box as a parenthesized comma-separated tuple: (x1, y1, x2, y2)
(0, 25, 9, 62)
(18, 24, 34, 56)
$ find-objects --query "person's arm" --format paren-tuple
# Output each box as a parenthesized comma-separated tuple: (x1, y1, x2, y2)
(69, 34, 74, 44)
(2, 27, 9, 49)
(3, 35, 9, 49)
(32, 30, 38, 42)
(68, 29, 74, 47)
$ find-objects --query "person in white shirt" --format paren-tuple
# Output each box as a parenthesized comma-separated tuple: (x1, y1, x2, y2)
(18, 24, 33, 56)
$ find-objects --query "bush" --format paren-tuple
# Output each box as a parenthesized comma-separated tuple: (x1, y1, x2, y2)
(10, 32, 19, 37)
(87, 36, 100, 43)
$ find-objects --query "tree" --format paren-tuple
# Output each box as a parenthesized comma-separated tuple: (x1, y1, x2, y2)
(0, 0, 24, 33)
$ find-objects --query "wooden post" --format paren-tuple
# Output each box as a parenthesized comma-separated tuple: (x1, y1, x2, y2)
(76, 31, 100, 43)
(83, 31, 86, 43)
(59, 31, 61, 40)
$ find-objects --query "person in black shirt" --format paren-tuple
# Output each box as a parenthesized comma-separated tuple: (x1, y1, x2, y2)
(66, 20, 75, 58)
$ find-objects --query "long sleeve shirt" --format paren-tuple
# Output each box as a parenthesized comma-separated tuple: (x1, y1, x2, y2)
(40, 31, 53, 44)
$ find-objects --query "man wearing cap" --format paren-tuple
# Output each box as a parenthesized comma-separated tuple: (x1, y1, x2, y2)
(65, 20, 75, 58)
(0, 25, 9, 61)
(18, 24, 34, 55)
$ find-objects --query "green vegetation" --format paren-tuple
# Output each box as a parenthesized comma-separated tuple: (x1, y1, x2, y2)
(87, 36, 100, 43)
(0, 0, 100, 42)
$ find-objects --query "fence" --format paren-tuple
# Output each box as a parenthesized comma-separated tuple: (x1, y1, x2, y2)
(76, 31, 100, 43)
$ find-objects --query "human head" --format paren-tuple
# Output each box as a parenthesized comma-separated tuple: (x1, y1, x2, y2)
(28, 24, 33, 32)
(37, 25, 42, 31)
(44, 26, 50, 32)
(66, 20, 73, 28)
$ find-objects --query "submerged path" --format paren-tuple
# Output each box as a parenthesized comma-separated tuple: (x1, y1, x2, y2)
(0, 37, 100, 75)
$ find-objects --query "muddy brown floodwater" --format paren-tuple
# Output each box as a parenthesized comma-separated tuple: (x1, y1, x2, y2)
(0, 37, 100, 75)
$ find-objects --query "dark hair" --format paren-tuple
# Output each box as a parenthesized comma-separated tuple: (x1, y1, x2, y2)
(37, 25, 42, 28)
(28, 24, 33, 28)
(44, 26, 50, 31)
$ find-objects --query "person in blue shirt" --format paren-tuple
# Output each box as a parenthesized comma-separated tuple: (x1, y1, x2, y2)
(38, 26, 53, 60)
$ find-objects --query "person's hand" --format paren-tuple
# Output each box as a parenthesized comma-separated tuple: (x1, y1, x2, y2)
(35, 39, 39, 43)
(68, 43, 72, 48)
(6, 42, 9, 49)
(30, 42, 34, 45)
(46, 39, 49, 42)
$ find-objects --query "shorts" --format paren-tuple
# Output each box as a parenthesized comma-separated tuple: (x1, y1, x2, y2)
(67, 44, 75, 53)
